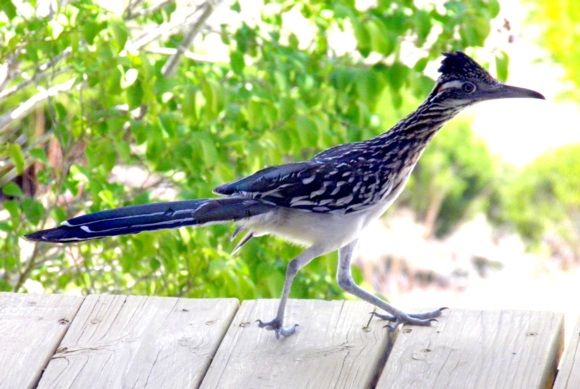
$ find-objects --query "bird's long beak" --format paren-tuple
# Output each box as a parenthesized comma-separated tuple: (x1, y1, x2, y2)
(489, 84, 545, 100)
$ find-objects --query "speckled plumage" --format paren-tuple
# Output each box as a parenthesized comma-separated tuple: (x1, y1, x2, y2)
(27, 52, 544, 338)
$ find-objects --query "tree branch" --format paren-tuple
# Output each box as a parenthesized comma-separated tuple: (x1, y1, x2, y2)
(0, 48, 72, 103)
(0, 54, 19, 92)
(124, 0, 145, 19)
(126, 3, 207, 51)
(126, 0, 172, 20)
(146, 47, 227, 64)
(161, 1, 220, 76)
(0, 78, 76, 133)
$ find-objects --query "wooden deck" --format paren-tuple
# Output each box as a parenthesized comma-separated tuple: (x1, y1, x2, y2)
(0, 293, 577, 388)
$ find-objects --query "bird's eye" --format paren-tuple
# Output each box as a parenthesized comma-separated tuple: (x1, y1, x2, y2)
(462, 82, 476, 93)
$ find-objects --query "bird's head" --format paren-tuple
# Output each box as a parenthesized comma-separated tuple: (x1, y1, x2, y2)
(430, 51, 544, 107)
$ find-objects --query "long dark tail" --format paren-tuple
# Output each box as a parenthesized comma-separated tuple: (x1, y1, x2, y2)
(25, 198, 274, 243)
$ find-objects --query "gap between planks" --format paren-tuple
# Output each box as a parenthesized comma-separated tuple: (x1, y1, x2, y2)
(0, 293, 85, 389)
(0, 294, 569, 389)
(554, 316, 580, 389)
(376, 309, 564, 389)
(36, 295, 239, 389)
(199, 299, 398, 389)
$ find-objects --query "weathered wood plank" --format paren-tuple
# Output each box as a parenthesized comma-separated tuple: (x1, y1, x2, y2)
(37, 295, 238, 389)
(200, 299, 393, 389)
(376, 309, 563, 389)
(0, 293, 83, 389)
(555, 317, 580, 389)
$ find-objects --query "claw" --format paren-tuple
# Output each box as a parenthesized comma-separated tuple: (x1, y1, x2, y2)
(257, 318, 299, 338)
(373, 307, 447, 331)
(370, 311, 396, 322)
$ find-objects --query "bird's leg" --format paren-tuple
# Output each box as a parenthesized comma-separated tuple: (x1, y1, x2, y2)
(337, 240, 446, 331)
(257, 245, 325, 339)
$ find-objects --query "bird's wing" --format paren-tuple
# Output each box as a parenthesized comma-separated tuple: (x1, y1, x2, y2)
(214, 162, 314, 195)
(214, 159, 385, 213)
(312, 141, 363, 160)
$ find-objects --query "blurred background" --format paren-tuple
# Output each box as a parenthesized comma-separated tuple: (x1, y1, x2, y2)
(0, 0, 578, 327)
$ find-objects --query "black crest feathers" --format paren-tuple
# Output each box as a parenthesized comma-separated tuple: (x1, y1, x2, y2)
(438, 51, 494, 82)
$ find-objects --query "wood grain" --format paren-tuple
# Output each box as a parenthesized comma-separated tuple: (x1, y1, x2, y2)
(376, 309, 563, 389)
(0, 293, 83, 389)
(555, 317, 580, 389)
(37, 295, 238, 389)
(200, 299, 394, 389)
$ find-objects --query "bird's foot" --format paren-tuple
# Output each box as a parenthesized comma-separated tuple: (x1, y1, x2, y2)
(256, 318, 299, 339)
(371, 307, 448, 331)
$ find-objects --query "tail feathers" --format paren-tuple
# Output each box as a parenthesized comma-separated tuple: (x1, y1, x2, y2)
(25, 198, 274, 243)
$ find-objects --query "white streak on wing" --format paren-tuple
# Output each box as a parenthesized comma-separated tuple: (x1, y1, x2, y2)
(290, 200, 315, 207)
(80, 226, 92, 233)
(290, 195, 309, 205)
(261, 189, 285, 198)
(336, 194, 354, 206)
(330, 181, 345, 195)
(309, 184, 327, 198)
(301, 176, 316, 185)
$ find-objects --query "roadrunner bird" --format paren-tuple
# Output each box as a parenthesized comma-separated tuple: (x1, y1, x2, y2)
(27, 52, 544, 338)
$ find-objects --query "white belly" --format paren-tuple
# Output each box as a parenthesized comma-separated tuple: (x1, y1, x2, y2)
(239, 199, 394, 251)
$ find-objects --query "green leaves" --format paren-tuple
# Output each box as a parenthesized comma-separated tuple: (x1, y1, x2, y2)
(108, 17, 128, 53)
(2, 182, 23, 198)
(201, 78, 223, 120)
(0, 0, 16, 19)
(366, 17, 396, 56)
(22, 199, 45, 225)
(121, 68, 139, 88)
(231, 51, 245, 75)
(7, 144, 25, 174)
(497, 144, 580, 244)
(0, 0, 504, 297)
(460, 16, 490, 46)
(495, 51, 509, 82)
(414, 10, 432, 45)
(529, 0, 580, 95)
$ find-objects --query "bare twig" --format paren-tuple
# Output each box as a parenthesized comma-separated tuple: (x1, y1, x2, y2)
(146, 47, 227, 63)
(0, 48, 72, 102)
(0, 78, 76, 133)
(161, 2, 218, 76)
(124, 0, 145, 18)
(126, 3, 207, 51)
(0, 67, 72, 103)
(127, 0, 172, 20)
(0, 54, 19, 91)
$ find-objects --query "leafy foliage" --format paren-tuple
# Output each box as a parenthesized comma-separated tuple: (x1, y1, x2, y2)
(495, 145, 580, 249)
(402, 120, 497, 237)
(0, 0, 500, 295)
(527, 0, 580, 96)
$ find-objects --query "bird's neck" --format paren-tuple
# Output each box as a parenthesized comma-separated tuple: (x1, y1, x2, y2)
(387, 99, 462, 141)
(369, 100, 462, 167)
